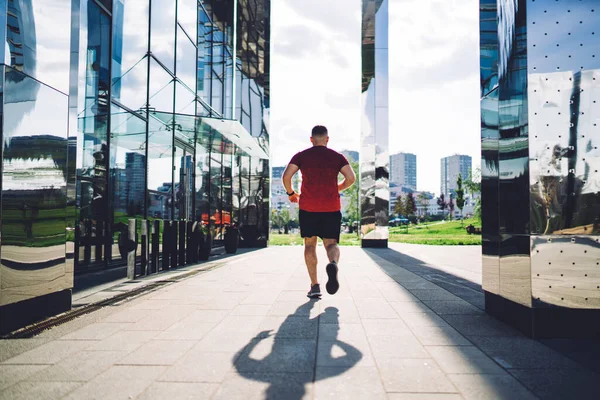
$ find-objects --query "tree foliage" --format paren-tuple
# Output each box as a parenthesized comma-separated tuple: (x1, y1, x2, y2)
(405, 192, 417, 216)
(456, 174, 465, 215)
(343, 161, 360, 223)
(437, 194, 447, 211)
(394, 194, 404, 216)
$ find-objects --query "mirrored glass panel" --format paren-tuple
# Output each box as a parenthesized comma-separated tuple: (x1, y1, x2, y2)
(1, 66, 69, 305)
(150, 0, 176, 73)
(147, 117, 173, 220)
(178, 0, 197, 43)
(6, 0, 71, 93)
(177, 25, 197, 97)
(148, 60, 174, 112)
(112, 0, 149, 111)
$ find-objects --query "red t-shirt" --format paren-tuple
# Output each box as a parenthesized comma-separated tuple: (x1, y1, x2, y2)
(289, 146, 349, 212)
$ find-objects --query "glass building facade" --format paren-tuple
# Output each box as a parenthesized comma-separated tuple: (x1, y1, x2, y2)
(480, 0, 600, 338)
(361, 0, 389, 248)
(0, 0, 270, 334)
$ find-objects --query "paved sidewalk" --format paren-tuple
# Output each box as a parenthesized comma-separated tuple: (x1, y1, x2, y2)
(1, 246, 599, 399)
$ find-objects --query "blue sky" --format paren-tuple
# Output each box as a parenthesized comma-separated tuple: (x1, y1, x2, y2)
(271, 0, 481, 195)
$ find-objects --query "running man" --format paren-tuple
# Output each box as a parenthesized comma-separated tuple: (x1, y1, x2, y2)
(282, 125, 356, 298)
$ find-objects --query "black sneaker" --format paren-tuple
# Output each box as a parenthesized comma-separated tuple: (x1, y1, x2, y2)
(307, 284, 322, 298)
(326, 262, 339, 295)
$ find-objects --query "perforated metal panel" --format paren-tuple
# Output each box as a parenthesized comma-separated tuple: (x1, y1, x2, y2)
(528, 0, 600, 308)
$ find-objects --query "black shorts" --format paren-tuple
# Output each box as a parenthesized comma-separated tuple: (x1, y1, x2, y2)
(299, 210, 342, 242)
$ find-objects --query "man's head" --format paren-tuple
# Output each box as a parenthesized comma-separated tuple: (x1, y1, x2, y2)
(310, 125, 329, 146)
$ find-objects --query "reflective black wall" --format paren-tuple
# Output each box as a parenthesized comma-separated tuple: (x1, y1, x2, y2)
(480, 0, 600, 337)
(361, 0, 389, 247)
(0, 0, 74, 331)
(0, 0, 270, 333)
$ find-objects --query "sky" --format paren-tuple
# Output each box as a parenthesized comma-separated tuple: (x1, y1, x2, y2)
(271, 0, 481, 195)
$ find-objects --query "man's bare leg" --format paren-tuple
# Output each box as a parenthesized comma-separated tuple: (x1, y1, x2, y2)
(323, 238, 340, 264)
(304, 236, 319, 285)
(323, 238, 340, 294)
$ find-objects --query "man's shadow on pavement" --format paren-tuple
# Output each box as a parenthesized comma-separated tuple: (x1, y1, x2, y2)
(233, 300, 362, 400)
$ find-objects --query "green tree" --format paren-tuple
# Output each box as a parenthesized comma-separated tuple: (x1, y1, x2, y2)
(417, 192, 430, 228)
(343, 161, 360, 229)
(405, 192, 417, 217)
(447, 194, 455, 220)
(437, 194, 447, 213)
(393, 194, 404, 217)
(465, 168, 482, 223)
(280, 208, 291, 234)
(456, 174, 465, 224)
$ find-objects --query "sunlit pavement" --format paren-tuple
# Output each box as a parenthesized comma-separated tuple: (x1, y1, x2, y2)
(1, 246, 599, 400)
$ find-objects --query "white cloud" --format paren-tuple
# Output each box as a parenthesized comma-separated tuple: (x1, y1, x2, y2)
(272, 0, 481, 194)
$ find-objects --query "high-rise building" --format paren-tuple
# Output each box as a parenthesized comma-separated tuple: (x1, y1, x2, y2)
(390, 152, 417, 190)
(440, 155, 472, 197)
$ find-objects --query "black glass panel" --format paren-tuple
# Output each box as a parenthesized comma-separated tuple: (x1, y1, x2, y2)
(1, 66, 69, 304)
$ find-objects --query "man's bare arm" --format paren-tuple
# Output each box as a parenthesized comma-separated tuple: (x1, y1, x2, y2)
(282, 164, 300, 203)
(338, 164, 356, 192)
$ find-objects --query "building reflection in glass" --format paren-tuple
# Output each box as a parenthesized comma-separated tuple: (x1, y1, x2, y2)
(361, 0, 389, 248)
(480, 0, 600, 337)
(1, 0, 270, 333)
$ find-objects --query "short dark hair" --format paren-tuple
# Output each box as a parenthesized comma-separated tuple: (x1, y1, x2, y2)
(311, 125, 328, 137)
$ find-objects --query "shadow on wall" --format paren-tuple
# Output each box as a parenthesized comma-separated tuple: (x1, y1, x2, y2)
(233, 300, 362, 399)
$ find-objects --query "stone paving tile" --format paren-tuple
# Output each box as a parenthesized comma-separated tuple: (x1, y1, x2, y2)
(267, 301, 321, 318)
(368, 335, 431, 360)
(257, 316, 319, 339)
(354, 297, 399, 319)
(441, 314, 521, 337)
(388, 300, 432, 315)
(397, 311, 451, 328)
(421, 300, 485, 315)
(128, 299, 172, 310)
(86, 330, 158, 352)
(314, 366, 386, 399)
(0, 339, 49, 363)
(362, 318, 411, 336)
(1, 340, 92, 365)
(508, 368, 600, 400)
(316, 339, 374, 368)
(426, 346, 505, 374)
(184, 309, 230, 323)
(318, 323, 368, 343)
(102, 308, 152, 323)
(0, 365, 47, 391)
(138, 382, 219, 399)
(153, 320, 218, 341)
(159, 351, 236, 383)
(212, 371, 313, 400)
(116, 340, 195, 366)
(410, 326, 471, 346)
(387, 394, 464, 400)
(466, 336, 583, 370)
(230, 304, 272, 316)
(25, 350, 124, 382)
(408, 289, 462, 301)
(59, 322, 130, 341)
(234, 338, 316, 373)
(448, 373, 537, 400)
(0, 381, 81, 400)
(62, 365, 166, 400)
(377, 358, 457, 393)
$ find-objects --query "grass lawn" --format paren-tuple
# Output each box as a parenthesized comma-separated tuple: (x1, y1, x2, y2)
(269, 233, 361, 246)
(269, 219, 482, 246)
(389, 218, 481, 245)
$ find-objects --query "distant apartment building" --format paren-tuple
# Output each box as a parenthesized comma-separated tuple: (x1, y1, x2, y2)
(390, 152, 417, 191)
(440, 154, 472, 198)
